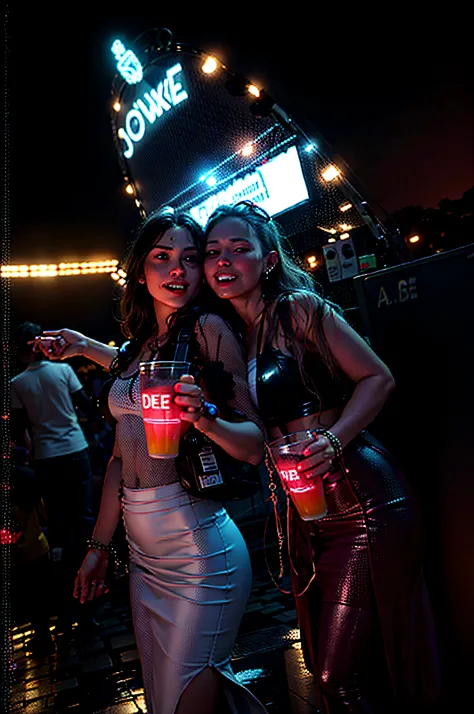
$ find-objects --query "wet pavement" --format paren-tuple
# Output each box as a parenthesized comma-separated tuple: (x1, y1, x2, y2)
(9, 517, 322, 713)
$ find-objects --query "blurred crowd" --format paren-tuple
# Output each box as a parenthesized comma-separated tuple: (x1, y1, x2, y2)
(10, 330, 118, 656)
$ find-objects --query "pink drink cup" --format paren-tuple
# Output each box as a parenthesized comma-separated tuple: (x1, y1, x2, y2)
(139, 361, 190, 459)
(268, 431, 328, 521)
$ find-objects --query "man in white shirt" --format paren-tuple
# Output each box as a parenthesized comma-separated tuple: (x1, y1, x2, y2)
(11, 322, 96, 636)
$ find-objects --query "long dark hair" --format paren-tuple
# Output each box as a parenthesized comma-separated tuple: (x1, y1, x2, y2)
(204, 201, 347, 395)
(120, 206, 206, 344)
(112, 205, 238, 376)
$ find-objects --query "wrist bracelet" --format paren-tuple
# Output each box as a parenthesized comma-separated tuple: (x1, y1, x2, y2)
(86, 538, 127, 578)
(87, 537, 114, 555)
(314, 429, 343, 459)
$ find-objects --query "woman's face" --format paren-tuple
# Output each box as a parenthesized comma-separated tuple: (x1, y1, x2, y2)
(204, 217, 264, 300)
(142, 226, 201, 310)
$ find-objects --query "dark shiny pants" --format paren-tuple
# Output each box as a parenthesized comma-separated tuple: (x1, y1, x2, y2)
(289, 432, 441, 714)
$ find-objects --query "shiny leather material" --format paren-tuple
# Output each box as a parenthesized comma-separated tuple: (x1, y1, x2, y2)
(256, 345, 337, 427)
(254, 297, 348, 429)
(289, 432, 442, 713)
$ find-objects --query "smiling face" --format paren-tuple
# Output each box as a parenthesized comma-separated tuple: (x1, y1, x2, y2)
(204, 217, 265, 301)
(143, 226, 201, 313)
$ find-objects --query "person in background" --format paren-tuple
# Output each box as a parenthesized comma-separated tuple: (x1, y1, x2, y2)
(202, 201, 442, 714)
(11, 446, 55, 657)
(11, 321, 97, 639)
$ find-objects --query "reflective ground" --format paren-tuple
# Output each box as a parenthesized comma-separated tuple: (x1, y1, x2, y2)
(10, 519, 322, 713)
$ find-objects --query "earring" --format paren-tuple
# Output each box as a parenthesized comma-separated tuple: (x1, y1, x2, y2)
(138, 276, 145, 284)
(263, 265, 275, 277)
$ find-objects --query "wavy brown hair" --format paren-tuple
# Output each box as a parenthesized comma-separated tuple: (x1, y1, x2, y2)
(118, 206, 206, 344)
(204, 201, 347, 399)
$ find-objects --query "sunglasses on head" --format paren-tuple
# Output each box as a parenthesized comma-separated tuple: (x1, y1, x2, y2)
(232, 200, 272, 223)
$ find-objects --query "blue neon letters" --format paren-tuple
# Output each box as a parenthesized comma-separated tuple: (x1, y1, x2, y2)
(117, 63, 188, 159)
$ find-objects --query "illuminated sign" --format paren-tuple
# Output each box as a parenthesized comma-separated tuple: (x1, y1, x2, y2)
(117, 63, 188, 159)
(111, 40, 143, 85)
(189, 146, 309, 225)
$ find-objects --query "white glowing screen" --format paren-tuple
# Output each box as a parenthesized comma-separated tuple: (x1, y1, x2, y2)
(189, 146, 309, 226)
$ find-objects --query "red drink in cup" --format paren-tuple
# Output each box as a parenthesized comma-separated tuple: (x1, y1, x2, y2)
(268, 431, 328, 521)
(139, 361, 190, 459)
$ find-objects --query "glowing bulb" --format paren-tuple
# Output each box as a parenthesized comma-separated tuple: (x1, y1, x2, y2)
(202, 57, 218, 74)
(247, 84, 260, 97)
(340, 202, 352, 212)
(305, 144, 315, 152)
(409, 235, 420, 243)
(111, 273, 120, 281)
(328, 237, 336, 243)
(113, 101, 121, 112)
(108, 341, 116, 347)
(322, 165, 341, 182)
(339, 224, 352, 231)
(340, 232, 350, 240)
(206, 176, 217, 187)
(125, 184, 134, 195)
(241, 144, 254, 157)
(329, 229, 337, 235)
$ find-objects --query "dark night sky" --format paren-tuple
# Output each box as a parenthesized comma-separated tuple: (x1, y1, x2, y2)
(6, 7, 473, 336)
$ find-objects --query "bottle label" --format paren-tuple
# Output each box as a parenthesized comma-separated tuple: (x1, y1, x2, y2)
(198, 445, 224, 489)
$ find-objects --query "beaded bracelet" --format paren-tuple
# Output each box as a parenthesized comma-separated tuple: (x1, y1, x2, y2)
(313, 429, 343, 460)
(87, 537, 114, 555)
(86, 538, 127, 578)
(314, 428, 351, 476)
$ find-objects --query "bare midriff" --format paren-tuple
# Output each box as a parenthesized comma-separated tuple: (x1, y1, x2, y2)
(268, 406, 343, 441)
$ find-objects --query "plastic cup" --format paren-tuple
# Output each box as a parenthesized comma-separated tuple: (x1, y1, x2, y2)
(139, 360, 191, 459)
(268, 430, 328, 521)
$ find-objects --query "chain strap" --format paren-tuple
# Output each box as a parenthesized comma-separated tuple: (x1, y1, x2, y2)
(263, 445, 317, 598)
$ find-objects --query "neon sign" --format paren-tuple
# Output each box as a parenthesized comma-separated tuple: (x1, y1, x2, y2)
(111, 40, 143, 85)
(117, 63, 188, 159)
(189, 146, 309, 225)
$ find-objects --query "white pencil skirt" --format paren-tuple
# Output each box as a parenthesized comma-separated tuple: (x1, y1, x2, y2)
(121, 482, 268, 714)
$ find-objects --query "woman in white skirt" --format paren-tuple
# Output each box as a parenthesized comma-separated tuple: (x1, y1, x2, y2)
(37, 207, 269, 714)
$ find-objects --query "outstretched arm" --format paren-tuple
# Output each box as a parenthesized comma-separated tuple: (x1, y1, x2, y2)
(31, 328, 118, 371)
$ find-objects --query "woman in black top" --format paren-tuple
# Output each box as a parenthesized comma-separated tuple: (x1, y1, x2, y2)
(203, 201, 442, 714)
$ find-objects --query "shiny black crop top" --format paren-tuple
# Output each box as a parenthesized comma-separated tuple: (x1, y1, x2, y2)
(251, 299, 349, 431)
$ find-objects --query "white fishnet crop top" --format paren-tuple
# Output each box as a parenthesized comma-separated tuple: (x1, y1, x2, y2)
(108, 313, 263, 489)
